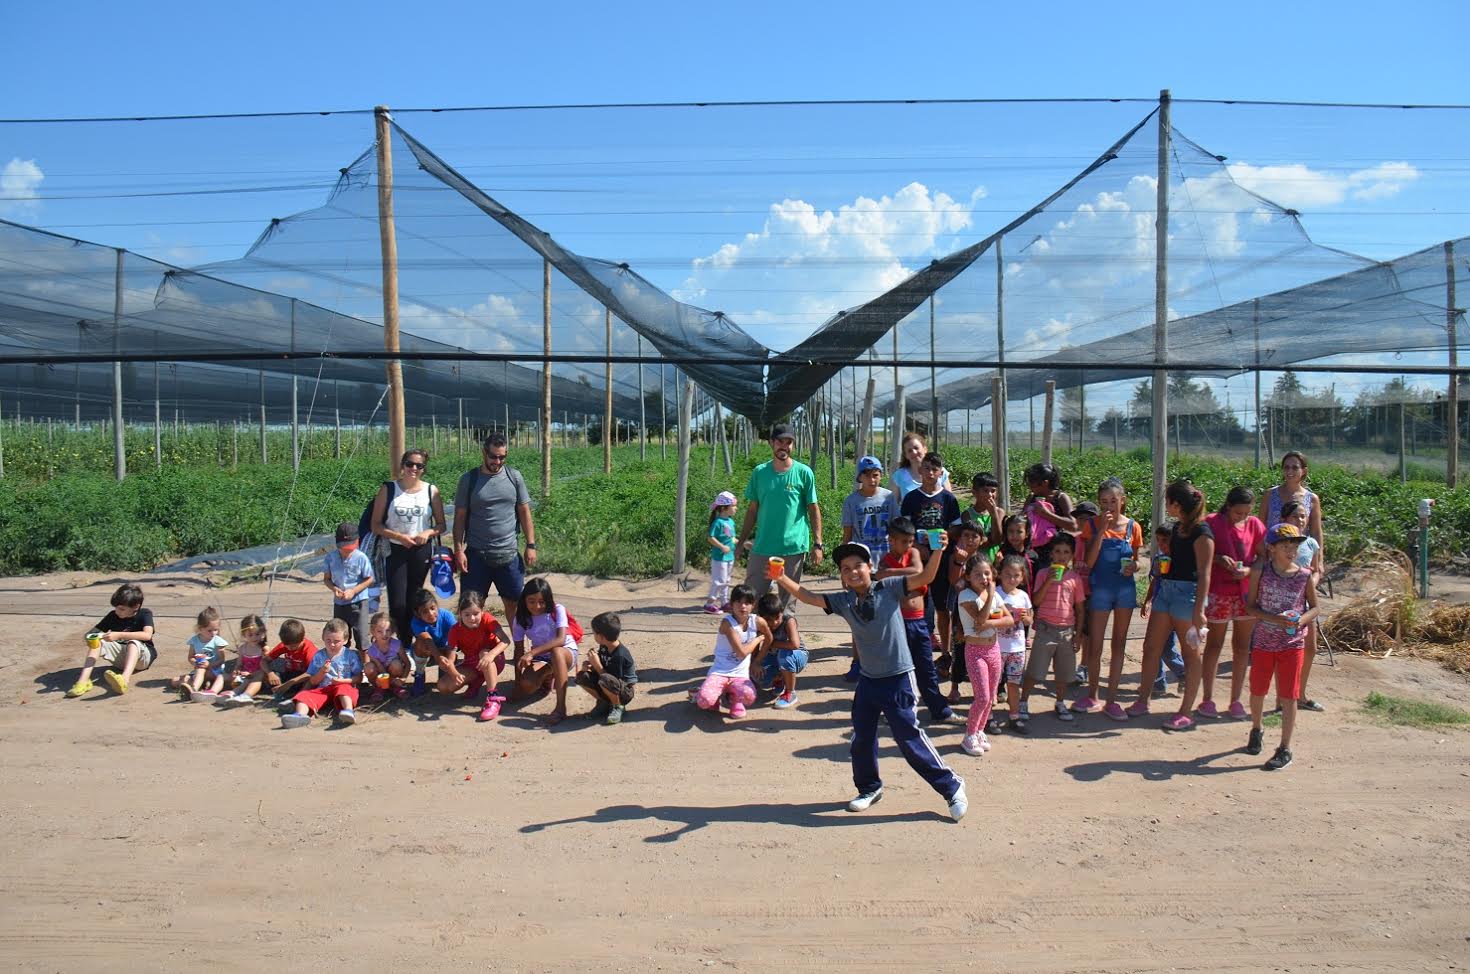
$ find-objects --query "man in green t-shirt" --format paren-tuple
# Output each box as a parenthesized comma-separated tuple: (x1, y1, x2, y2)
(737, 423, 823, 613)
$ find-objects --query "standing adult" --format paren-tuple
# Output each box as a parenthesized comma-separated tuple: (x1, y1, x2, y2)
(1258, 450, 1326, 711)
(737, 423, 823, 613)
(453, 432, 538, 622)
(890, 431, 950, 501)
(370, 447, 448, 648)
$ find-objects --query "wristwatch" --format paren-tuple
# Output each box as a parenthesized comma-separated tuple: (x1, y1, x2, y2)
(813, 542, 824, 550)
(526, 542, 537, 549)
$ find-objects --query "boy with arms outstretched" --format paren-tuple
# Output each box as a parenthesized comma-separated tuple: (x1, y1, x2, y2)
(776, 542, 968, 821)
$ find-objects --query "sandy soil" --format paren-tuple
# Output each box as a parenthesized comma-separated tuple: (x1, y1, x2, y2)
(1, 564, 1468, 973)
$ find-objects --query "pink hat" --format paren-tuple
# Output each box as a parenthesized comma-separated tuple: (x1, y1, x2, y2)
(711, 491, 737, 510)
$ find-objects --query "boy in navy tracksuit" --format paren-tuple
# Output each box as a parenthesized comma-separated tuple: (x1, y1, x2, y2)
(777, 541, 968, 821)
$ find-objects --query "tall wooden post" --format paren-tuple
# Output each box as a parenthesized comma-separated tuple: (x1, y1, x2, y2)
(891, 386, 906, 472)
(232, 419, 239, 469)
(336, 408, 343, 459)
(857, 376, 876, 461)
(1253, 298, 1263, 469)
(991, 378, 1004, 500)
(716, 401, 733, 476)
(289, 299, 300, 474)
(374, 106, 407, 478)
(1078, 375, 1087, 452)
(659, 362, 668, 460)
(928, 295, 938, 448)
(153, 362, 162, 470)
(458, 398, 465, 455)
(1151, 88, 1172, 531)
(673, 378, 695, 573)
(259, 369, 267, 463)
(541, 259, 553, 497)
(603, 307, 613, 474)
(995, 237, 1010, 510)
(1447, 241, 1459, 488)
(111, 248, 126, 481)
(1399, 399, 1408, 484)
(1041, 380, 1056, 465)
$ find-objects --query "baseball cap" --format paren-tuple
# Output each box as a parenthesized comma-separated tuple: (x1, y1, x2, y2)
(1266, 523, 1305, 544)
(856, 455, 884, 474)
(711, 490, 738, 510)
(768, 423, 796, 443)
(832, 541, 872, 566)
(334, 522, 359, 545)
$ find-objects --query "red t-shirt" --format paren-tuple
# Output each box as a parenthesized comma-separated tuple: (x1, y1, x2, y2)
(880, 548, 926, 620)
(266, 637, 317, 672)
(449, 619, 501, 661)
(1205, 512, 1266, 600)
(1033, 569, 1084, 627)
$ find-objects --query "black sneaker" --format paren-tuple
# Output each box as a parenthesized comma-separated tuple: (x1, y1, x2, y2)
(1007, 717, 1029, 735)
(1245, 727, 1264, 755)
(984, 717, 1003, 735)
(1264, 746, 1293, 771)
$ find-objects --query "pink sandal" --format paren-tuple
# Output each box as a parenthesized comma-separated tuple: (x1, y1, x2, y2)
(1163, 713, 1195, 731)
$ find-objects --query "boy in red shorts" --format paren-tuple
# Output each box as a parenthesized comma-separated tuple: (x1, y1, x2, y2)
(281, 619, 361, 728)
(1244, 524, 1319, 770)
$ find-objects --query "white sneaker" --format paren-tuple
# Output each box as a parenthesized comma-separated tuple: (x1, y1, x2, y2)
(961, 734, 985, 756)
(280, 713, 310, 729)
(847, 788, 884, 812)
(337, 709, 356, 725)
(228, 692, 254, 706)
(948, 778, 968, 822)
(979, 732, 992, 752)
(1055, 701, 1075, 722)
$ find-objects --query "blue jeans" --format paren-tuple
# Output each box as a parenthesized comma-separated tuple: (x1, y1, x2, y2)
(1154, 630, 1184, 688)
(1153, 579, 1199, 619)
(903, 618, 953, 721)
(851, 672, 961, 800)
(760, 647, 809, 685)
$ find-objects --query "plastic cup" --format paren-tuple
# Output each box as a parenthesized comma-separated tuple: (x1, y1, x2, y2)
(85, 632, 102, 651)
(1120, 558, 1136, 577)
(1157, 555, 1172, 576)
(376, 672, 391, 690)
(766, 556, 785, 581)
(1052, 565, 1066, 581)
(1011, 607, 1025, 627)
(925, 528, 945, 549)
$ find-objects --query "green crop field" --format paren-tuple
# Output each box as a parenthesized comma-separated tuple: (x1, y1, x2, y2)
(0, 421, 1462, 579)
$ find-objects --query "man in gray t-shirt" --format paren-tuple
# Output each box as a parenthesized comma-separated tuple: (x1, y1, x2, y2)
(775, 542, 966, 821)
(453, 433, 538, 619)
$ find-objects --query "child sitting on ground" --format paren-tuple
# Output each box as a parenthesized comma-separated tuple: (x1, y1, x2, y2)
(576, 611, 638, 725)
(281, 619, 362, 728)
(264, 618, 317, 701)
(511, 578, 580, 725)
(363, 610, 411, 703)
(775, 541, 968, 821)
(1244, 523, 1320, 770)
(219, 614, 268, 706)
(690, 584, 766, 720)
(754, 593, 808, 709)
(442, 591, 510, 722)
(409, 590, 456, 696)
(67, 583, 157, 698)
(1023, 532, 1085, 724)
(173, 607, 231, 702)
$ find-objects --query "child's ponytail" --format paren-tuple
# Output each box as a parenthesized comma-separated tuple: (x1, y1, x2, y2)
(1165, 480, 1206, 532)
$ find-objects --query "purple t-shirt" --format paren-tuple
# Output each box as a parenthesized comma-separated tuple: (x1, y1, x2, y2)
(511, 604, 578, 655)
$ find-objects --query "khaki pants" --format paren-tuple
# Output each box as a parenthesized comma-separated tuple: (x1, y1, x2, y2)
(743, 553, 806, 614)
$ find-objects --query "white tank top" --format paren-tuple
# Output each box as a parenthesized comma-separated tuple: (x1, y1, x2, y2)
(384, 482, 436, 539)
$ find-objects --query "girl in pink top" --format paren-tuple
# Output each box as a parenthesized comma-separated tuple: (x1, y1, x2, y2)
(1199, 487, 1265, 720)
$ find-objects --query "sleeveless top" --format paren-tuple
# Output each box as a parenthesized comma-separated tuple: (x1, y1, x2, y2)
(709, 613, 756, 678)
(1265, 486, 1315, 529)
(384, 481, 437, 540)
(1252, 562, 1310, 652)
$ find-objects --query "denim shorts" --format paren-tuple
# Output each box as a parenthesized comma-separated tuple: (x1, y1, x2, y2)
(761, 647, 809, 684)
(1088, 576, 1138, 612)
(1153, 579, 1199, 619)
(464, 549, 526, 602)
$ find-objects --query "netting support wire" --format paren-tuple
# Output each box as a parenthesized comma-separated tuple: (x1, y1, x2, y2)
(542, 258, 553, 499)
(111, 248, 126, 482)
(1151, 89, 1172, 535)
(995, 238, 1011, 510)
(374, 105, 407, 479)
(1447, 240, 1459, 489)
(603, 307, 613, 475)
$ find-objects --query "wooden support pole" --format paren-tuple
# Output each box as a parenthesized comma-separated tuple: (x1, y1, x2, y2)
(1253, 298, 1263, 469)
(1151, 88, 1172, 532)
(1041, 380, 1056, 465)
(259, 370, 267, 464)
(111, 248, 126, 481)
(857, 376, 876, 461)
(659, 362, 668, 461)
(891, 386, 906, 473)
(153, 362, 162, 470)
(991, 378, 1005, 500)
(673, 378, 695, 574)
(717, 401, 733, 476)
(336, 408, 343, 459)
(289, 298, 300, 473)
(637, 334, 647, 461)
(374, 106, 407, 478)
(604, 307, 613, 474)
(541, 259, 553, 497)
(929, 295, 938, 448)
(232, 419, 239, 469)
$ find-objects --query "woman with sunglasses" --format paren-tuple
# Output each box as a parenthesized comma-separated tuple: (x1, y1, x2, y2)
(371, 448, 448, 647)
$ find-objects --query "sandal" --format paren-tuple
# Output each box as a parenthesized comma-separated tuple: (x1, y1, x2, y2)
(546, 711, 566, 726)
(1298, 698, 1325, 712)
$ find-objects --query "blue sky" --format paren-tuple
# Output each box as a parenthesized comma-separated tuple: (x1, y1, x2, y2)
(1, 0, 1467, 419)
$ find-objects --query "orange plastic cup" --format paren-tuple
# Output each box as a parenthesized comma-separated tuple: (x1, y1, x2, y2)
(766, 556, 786, 581)
(375, 672, 391, 690)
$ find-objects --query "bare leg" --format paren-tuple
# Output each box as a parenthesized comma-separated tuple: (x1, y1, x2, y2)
(1297, 624, 1317, 703)
(1105, 608, 1132, 703)
(1134, 612, 1174, 703)
(1227, 619, 1256, 707)
(550, 648, 571, 716)
(1174, 619, 1204, 716)
(1084, 609, 1108, 699)
(77, 642, 102, 684)
(118, 643, 144, 682)
(1201, 620, 1228, 707)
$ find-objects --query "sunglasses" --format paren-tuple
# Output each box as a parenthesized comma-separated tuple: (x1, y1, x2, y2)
(484, 453, 508, 462)
(402, 460, 425, 470)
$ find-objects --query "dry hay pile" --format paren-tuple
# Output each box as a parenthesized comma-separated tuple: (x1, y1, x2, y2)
(1319, 545, 1470, 673)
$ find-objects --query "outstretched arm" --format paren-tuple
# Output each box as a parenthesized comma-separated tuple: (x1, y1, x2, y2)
(774, 571, 828, 610)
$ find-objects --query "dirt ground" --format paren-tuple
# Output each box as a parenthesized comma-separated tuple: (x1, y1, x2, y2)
(2, 564, 1469, 973)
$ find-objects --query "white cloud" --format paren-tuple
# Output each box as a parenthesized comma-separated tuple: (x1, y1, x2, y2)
(675, 181, 981, 350)
(0, 158, 43, 217)
(1226, 160, 1419, 209)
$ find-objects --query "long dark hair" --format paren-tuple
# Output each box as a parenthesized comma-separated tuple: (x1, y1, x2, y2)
(1001, 512, 1030, 551)
(1165, 480, 1206, 532)
(1218, 485, 1255, 514)
(515, 577, 557, 630)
